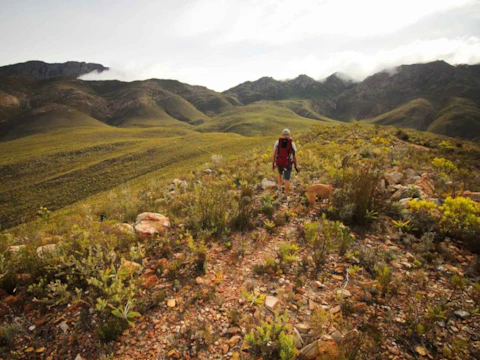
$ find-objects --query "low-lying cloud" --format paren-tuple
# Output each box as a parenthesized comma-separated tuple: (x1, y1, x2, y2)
(80, 37, 480, 91)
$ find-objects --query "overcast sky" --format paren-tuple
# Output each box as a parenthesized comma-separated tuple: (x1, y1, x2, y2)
(1, 0, 479, 91)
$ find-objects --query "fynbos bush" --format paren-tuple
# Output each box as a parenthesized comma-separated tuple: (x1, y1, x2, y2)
(334, 159, 383, 224)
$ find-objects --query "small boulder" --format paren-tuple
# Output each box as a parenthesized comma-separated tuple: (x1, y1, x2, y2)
(119, 259, 143, 276)
(405, 168, 417, 179)
(300, 335, 339, 360)
(36, 244, 59, 259)
(172, 178, 188, 188)
(385, 171, 404, 185)
(261, 178, 277, 190)
(391, 185, 422, 201)
(114, 223, 135, 235)
(9, 245, 26, 254)
(399, 197, 413, 208)
(135, 212, 170, 239)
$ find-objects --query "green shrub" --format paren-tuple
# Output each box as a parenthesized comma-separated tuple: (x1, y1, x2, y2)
(321, 218, 355, 256)
(304, 220, 331, 268)
(260, 194, 274, 217)
(98, 317, 129, 343)
(334, 159, 383, 224)
(184, 180, 236, 237)
(232, 185, 256, 231)
(0, 324, 20, 346)
(245, 312, 296, 360)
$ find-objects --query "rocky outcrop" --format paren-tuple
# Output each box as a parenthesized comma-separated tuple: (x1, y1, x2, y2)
(0, 61, 108, 79)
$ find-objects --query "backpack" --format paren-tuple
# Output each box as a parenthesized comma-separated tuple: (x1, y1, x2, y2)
(276, 137, 294, 167)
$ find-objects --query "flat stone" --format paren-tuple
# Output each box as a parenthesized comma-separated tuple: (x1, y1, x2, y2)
(294, 323, 311, 334)
(228, 335, 241, 347)
(265, 296, 280, 311)
(336, 289, 352, 298)
(353, 302, 367, 313)
(329, 305, 341, 314)
(454, 310, 470, 320)
(261, 178, 277, 190)
(293, 327, 304, 349)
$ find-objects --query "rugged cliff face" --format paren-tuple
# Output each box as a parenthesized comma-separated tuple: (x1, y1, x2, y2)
(0, 60, 108, 79)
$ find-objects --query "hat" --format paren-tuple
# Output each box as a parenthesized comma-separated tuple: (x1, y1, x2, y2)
(282, 128, 290, 135)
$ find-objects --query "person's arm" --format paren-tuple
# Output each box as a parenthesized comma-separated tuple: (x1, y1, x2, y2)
(292, 141, 299, 172)
(272, 148, 277, 169)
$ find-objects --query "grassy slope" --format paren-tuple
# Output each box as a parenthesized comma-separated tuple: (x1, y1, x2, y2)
(428, 97, 480, 140)
(0, 127, 266, 228)
(1, 105, 109, 141)
(112, 95, 210, 128)
(364, 98, 435, 130)
(197, 102, 328, 136)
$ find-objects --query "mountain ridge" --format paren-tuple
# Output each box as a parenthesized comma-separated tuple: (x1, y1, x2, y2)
(1, 60, 480, 141)
(0, 60, 108, 79)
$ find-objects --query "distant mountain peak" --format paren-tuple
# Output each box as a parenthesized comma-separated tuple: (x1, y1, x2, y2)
(0, 60, 108, 79)
(288, 74, 318, 87)
(328, 72, 354, 83)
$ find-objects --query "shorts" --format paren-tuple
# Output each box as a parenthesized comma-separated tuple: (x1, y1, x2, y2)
(278, 164, 293, 180)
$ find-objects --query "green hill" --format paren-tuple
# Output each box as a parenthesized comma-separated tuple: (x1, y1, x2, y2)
(365, 97, 480, 141)
(197, 102, 330, 136)
(364, 98, 435, 130)
(428, 97, 480, 140)
(1, 104, 109, 141)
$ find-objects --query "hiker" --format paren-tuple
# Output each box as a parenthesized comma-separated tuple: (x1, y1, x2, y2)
(272, 128, 298, 199)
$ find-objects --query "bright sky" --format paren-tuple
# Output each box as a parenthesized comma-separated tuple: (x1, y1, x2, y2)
(1, 0, 479, 91)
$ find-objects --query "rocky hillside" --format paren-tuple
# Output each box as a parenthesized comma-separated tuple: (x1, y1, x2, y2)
(0, 60, 108, 79)
(0, 77, 240, 140)
(224, 61, 480, 140)
(1, 124, 479, 359)
(224, 73, 354, 107)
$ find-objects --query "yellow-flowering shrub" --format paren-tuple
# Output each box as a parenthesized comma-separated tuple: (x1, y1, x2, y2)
(371, 136, 391, 146)
(407, 199, 439, 233)
(439, 197, 480, 250)
(408, 199, 438, 214)
(432, 157, 457, 175)
(440, 197, 480, 232)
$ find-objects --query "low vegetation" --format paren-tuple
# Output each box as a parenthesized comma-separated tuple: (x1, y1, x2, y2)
(1, 122, 479, 359)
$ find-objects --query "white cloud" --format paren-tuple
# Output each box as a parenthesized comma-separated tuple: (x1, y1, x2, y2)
(206, 0, 476, 44)
(81, 36, 480, 91)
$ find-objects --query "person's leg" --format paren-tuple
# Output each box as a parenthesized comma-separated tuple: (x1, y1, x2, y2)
(277, 167, 284, 191)
(283, 165, 292, 196)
